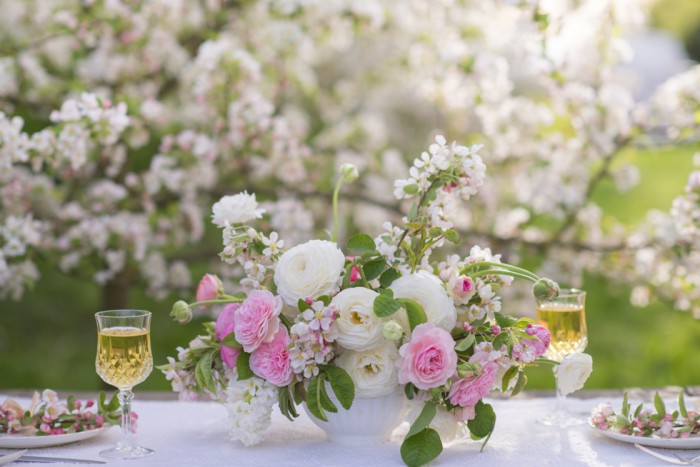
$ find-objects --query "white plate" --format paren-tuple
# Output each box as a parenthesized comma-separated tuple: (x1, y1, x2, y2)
(0, 426, 110, 449)
(591, 426, 700, 450)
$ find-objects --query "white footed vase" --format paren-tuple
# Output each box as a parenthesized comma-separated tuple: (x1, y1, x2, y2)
(304, 388, 405, 445)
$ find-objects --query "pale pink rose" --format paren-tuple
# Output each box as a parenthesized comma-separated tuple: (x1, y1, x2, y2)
(397, 323, 458, 390)
(220, 345, 240, 369)
(453, 405, 476, 422)
(215, 303, 240, 341)
(250, 327, 293, 387)
(234, 290, 282, 352)
(448, 361, 498, 407)
(196, 273, 223, 304)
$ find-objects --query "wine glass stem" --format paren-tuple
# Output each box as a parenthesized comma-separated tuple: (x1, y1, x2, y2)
(553, 367, 567, 413)
(118, 390, 135, 449)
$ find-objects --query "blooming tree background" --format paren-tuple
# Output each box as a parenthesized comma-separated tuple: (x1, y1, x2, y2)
(1, 0, 699, 321)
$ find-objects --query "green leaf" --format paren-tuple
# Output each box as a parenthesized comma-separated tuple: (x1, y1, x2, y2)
(510, 371, 527, 397)
(407, 203, 419, 222)
(621, 392, 629, 418)
(403, 183, 419, 195)
(325, 366, 355, 410)
(236, 352, 254, 381)
(362, 259, 387, 281)
(106, 392, 120, 412)
(374, 294, 402, 317)
(306, 376, 327, 422)
(379, 268, 400, 288)
(654, 392, 666, 416)
(679, 392, 688, 419)
(492, 332, 509, 351)
(67, 395, 75, 412)
(318, 380, 338, 413)
(397, 298, 427, 331)
(455, 333, 475, 352)
(634, 403, 643, 418)
(494, 313, 517, 328)
(404, 383, 416, 400)
(406, 402, 437, 438)
(501, 366, 518, 392)
(220, 333, 242, 348)
(347, 233, 376, 254)
(468, 401, 496, 439)
(443, 228, 460, 244)
(298, 298, 311, 312)
(195, 350, 215, 392)
(400, 428, 443, 467)
(378, 287, 394, 298)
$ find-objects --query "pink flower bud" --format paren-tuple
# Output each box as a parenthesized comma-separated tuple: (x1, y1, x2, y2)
(95, 415, 104, 425)
(305, 297, 313, 306)
(86, 400, 94, 408)
(74, 400, 82, 410)
(196, 273, 224, 304)
(349, 266, 360, 283)
(84, 411, 93, 420)
(40, 423, 51, 433)
(463, 322, 474, 332)
(492, 325, 501, 335)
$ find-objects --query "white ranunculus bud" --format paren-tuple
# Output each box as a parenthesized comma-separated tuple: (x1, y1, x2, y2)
(389, 271, 457, 334)
(335, 341, 400, 397)
(331, 287, 385, 351)
(555, 353, 593, 396)
(382, 320, 403, 341)
(339, 163, 359, 182)
(274, 240, 345, 306)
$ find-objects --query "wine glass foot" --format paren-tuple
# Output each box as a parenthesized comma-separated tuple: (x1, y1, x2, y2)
(539, 409, 586, 428)
(99, 445, 155, 460)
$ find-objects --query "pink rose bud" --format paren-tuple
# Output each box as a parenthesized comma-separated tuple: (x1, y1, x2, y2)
(196, 273, 224, 305)
(349, 266, 360, 283)
(492, 325, 501, 335)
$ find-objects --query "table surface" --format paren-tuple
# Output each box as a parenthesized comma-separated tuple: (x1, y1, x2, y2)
(1, 389, 698, 467)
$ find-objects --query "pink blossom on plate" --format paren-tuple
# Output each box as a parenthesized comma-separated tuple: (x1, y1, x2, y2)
(250, 327, 293, 387)
(196, 273, 223, 304)
(448, 361, 499, 407)
(220, 345, 241, 369)
(397, 323, 457, 390)
(215, 302, 240, 341)
(234, 290, 282, 352)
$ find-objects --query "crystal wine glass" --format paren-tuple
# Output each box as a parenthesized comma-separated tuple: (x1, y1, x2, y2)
(95, 310, 154, 459)
(535, 288, 588, 427)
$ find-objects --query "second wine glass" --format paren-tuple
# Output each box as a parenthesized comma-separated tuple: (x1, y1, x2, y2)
(95, 309, 154, 459)
(536, 288, 587, 427)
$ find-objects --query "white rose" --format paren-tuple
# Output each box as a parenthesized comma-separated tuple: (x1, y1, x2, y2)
(389, 271, 457, 333)
(555, 353, 593, 396)
(274, 240, 345, 306)
(331, 287, 385, 351)
(335, 341, 400, 397)
(211, 191, 265, 227)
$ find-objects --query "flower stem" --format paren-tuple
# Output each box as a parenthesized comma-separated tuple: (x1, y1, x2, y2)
(471, 269, 537, 283)
(460, 261, 540, 281)
(332, 177, 343, 242)
(188, 297, 244, 308)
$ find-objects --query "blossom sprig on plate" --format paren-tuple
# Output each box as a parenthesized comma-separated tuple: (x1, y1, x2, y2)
(591, 392, 700, 439)
(161, 136, 580, 466)
(0, 390, 122, 436)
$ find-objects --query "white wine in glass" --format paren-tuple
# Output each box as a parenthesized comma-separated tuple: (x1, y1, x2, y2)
(535, 288, 587, 427)
(95, 310, 154, 459)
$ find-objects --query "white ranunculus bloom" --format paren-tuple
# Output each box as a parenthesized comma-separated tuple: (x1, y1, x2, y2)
(389, 271, 457, 333)
(211, 191, 265, 227)
(555, 353, 593, 396)
(331, 287, 385, 351)
(274, 240, 345, 306)
(335, 341, 400, 397)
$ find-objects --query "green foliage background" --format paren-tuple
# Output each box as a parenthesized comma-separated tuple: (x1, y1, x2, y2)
(1, 147, 699, 392)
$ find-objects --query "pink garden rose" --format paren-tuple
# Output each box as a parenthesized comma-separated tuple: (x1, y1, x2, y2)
(196, 274, 223, 304)
(220, 345, 241, 369)
(249, 327, 293, 386)
(397, 323, 458, 390)
(448, 361, 499, 407)
(234, 289, 282, 352)
(215, 302, 240, 341)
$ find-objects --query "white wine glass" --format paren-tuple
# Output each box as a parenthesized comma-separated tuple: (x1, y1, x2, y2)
(95, 310, 154, 459)
(536, 288, 588, 427)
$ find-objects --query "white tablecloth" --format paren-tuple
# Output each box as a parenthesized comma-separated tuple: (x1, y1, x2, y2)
(0, 395, 687, 466)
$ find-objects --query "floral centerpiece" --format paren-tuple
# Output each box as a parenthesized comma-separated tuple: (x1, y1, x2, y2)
(160, 136, 585, 466)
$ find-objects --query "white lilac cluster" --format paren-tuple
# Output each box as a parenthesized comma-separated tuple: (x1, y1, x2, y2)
(289, 301, 339, 379)
(224, 372, 278, 447)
